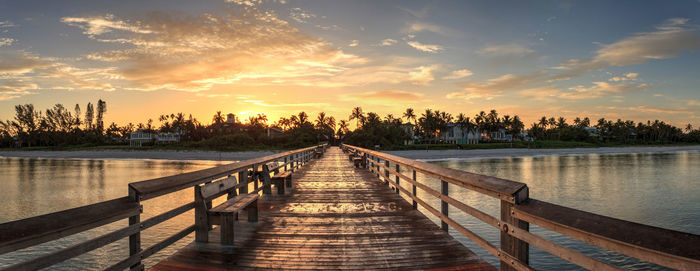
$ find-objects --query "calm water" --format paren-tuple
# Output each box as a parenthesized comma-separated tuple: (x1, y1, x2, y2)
(1, 151, 698, 270)
(411, 151, 700, 270)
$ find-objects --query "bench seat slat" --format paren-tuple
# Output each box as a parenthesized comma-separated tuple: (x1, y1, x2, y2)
(209, 194, 259, 214)
(272, 171, 292, 179)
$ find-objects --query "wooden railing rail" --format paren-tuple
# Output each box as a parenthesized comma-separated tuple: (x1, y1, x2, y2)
(341, 144, 700, 271)
(0, 144, 326, 271)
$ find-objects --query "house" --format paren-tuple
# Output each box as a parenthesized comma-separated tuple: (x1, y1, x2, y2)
(585, 127, 598, 137)
(480, 129, 512, 142)
(267, 126, 284, 138)
(401, 123, 418, 145)
(441, 123, 479, 144)
(520, 130, 534, 141)
(130, 130, 181, 147)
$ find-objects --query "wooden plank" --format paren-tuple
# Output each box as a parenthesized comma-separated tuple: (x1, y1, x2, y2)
(513, 199, 700, 270)
(0, 196, 139, 255)
(129, 146, 319, 200)
(210, 194, 260, 214)
(199, 175, 237, 200)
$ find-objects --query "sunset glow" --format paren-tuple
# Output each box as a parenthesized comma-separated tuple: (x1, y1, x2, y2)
(1, 0, 699, 127)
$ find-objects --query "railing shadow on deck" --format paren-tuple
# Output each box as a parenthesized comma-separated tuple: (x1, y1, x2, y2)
(0, 144, 328, 271)
(341, 144, 700, 271)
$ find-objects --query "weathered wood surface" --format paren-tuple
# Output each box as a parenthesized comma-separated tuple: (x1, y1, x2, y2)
(151, 147, 494, 270)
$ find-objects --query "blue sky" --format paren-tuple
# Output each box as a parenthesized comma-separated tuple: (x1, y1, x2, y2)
(0, 0, 699, 127)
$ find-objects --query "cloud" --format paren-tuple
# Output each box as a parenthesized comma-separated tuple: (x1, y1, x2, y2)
(0, 51, 50, 75)
(0, 50, 115, 92)
(408, 65, 438, 85)
(561, 81, 648, 99)
(0, 38, 15, 47)
(61, 14, 152, 36)
(406, 41, 443, 53)
(626, 105, 693, 114)
(226, 0, 263, 6)
(348, 40, 359, 47)
(289, 7, 316, 23)
(477, 43, 534, 57)
(442, 69, 473, 80)
(518, 86, 562, 100)
(405, 22, 459, 36)
(445, 71, 546, 101)
(343, 90, 424, 102)
(0, 21, 16, 28)
(378, 38, 397, 46)
(65, 11, 366, 91)
(0, 79, 37, 101)
(609, 72, 639, 82)
(551, 18, 700, 80)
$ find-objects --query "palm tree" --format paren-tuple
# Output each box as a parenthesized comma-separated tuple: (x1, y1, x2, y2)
(337, 120, 349, 135)
(686, 124, 693, 133)
(315, 112, 328, 128)
(403, 108, 416, 125)
(212, 111, 224, 125)
(297, 112, 308, 125)
(349, 107, 364, 129)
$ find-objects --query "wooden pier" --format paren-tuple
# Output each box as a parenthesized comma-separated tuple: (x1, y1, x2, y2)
(1, 144, 699, 271)
(152, 147, 492, 270)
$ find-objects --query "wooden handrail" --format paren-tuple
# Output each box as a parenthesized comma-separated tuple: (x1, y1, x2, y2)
(342, 143, 700, 271)
(513, 199, 700, 270)
(0, 144, 325, 270)
(341, 145, 526, 203)
(0, 196, 140, 255)
(129, 145, 320, 200)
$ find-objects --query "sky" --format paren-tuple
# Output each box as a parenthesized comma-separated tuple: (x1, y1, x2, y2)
(1, 0, 699, 128)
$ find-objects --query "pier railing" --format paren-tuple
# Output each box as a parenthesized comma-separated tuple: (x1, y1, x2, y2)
(341, 144, 700, 271)
(0, 144, 327, 271)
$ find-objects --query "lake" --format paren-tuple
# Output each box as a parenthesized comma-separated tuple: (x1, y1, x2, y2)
(1, 150, 698, 270)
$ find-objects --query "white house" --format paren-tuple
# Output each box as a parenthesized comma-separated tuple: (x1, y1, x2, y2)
(129, 130, 181, 147)
(401, 123, 419, 145)
(441, 123, 479, 144)
(480, 129, 513, 142)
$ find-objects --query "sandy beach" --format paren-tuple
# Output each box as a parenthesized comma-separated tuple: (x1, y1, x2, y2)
(1, 145, 699, 162)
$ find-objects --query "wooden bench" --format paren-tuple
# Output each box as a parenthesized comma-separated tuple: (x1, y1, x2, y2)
(314, 150, 322, 159)
(194, 175, 259, 245)
(271, 171, 292, 194)
(352, 157, 364, 168)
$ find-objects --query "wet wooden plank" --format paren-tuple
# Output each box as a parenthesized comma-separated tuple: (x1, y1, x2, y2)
(151, 147, 494, 271)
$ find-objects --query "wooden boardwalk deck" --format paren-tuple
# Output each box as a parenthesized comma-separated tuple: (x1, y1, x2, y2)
(151, 147, 494, 271)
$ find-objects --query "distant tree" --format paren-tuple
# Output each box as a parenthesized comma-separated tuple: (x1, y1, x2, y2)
(84, 102, 94, 131)
(96, 99, 107, 134)
(74, 104, 82, 128)
(403, 108, 416, 125)
(349, 107, 365, 129)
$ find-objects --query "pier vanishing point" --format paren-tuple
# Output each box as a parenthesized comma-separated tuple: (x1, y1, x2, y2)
(1, 145, 699, 270)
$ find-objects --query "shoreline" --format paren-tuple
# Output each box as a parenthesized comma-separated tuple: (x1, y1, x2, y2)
(386, 145, 700, 161)
(1, 145, 699, 162)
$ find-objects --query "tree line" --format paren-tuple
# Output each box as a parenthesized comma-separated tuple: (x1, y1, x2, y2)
(1, 102, 698, 149)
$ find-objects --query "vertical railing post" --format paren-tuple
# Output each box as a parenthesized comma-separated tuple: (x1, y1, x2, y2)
(412, 170, 417, 209)
(500, 187, 529, 271)
(284, 157, 288, 172)
(128, 186, 143, 271)
(291, 154, 296, 172)
(362, 153, 367, 168)
(441, 180, 448, 232)
(375, 157, 380, 178)
(253, 165, 259, 192)
(384, 160, 390, 186)
(238, 170, 248, 195)
(395, 164, 400, 194)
